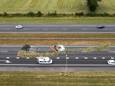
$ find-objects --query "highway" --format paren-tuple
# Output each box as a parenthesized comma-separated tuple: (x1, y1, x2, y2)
(0, 50, 115, 72)
(0, 25, 115, 33)
(0, 52, 114, 65)
(0, 24, 115, 71)
(0, 48, 115, 66)
(0, 45, 114, 71)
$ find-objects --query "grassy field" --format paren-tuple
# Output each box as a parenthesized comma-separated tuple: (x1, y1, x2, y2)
(0, 17, 115, 24)
(0, 72, 115, 86)
(0, 0, 115, 14)
(0, 33, 115, 38)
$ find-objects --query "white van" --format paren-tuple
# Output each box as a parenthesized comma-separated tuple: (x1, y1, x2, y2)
(36, 57, 52, 64)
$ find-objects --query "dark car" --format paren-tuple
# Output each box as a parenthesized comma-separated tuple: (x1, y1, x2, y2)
(97, 25, 105, 29)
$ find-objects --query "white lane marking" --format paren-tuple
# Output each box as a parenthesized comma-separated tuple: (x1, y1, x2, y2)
(110, 57, 114, 59)
(102, 57, 105, 59)
(16, 57, 20, 59)
(5, 60, 11, 64)
(84, 57, 88, 59)
(6, 57, 10, 59)
(93, 57, 97, 59)
(26, 57, 30, 59)
(66, 57, 69, 59)
(57, 57, 60, 59)
(75, 57, 79, 59)
(0, 60, 11, 63)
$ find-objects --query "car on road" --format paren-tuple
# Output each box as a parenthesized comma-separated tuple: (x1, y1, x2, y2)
(15, 25, 24, 30)
(36, 57, 52, 64)
(96, 25, 105, 29)
(107, 60, 115, 65)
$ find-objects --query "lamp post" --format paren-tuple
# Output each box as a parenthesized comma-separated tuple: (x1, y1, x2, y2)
(65, 54, 68, 73)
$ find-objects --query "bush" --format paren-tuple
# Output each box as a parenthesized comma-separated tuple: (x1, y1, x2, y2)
(0, 11, 114, 17)
(75, 12, 84, 16)
(21, 44, 31, 51)
(2, 12, 8, 17)
(26, 11, 35, 17)
(47, 11, 57, 16)
(36, 11, 43, 17)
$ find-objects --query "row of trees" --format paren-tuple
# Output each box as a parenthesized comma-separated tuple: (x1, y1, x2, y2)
(0, 11, 114, 17)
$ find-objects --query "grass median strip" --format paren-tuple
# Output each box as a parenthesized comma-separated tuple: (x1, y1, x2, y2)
(0, 17, 115, 24)
(0, 72, 115, 86)
(0, 39, 113, 45)
(0, 33, 115, 38)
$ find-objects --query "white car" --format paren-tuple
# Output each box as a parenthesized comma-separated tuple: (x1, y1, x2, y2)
(107, 60, 115, 65)
(36, 57, 52, 64)
(15, 25, 24, 29)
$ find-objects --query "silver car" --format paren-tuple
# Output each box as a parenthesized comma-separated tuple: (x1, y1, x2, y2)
(15, 25, 24, 30)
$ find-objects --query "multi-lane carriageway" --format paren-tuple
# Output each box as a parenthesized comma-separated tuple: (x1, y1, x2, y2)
(0, 52, 115, 65)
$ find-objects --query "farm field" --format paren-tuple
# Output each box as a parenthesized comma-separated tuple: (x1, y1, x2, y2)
(0, 0, 115, 14)
(0, 72, 115, 86)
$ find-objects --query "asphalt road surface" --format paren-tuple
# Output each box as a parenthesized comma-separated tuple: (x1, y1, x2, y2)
(0, 52, 115, 72)
(0, 46, 115, 71)
(0, 50, 115, 65)
(0, 25, 115, 33)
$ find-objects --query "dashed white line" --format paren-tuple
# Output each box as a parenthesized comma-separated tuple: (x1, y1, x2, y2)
(26, 57, 30, 59)
(66, 57, 69, 59)
(75, 57, 79, 59)
(57, 57, 60, 59)
(6, 57, 10, 59)
(102, 57, 105, 59)
(5, 60, 11, 64)
(16, 57, 20, 59)
(84, 57, 88, 59)
(93, 57, 97, 59)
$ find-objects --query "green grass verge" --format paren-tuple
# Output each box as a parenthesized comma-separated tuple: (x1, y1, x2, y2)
(0, 72, 115, 86)
(0, 17, 115, 24)
(0, 33, 115, 38)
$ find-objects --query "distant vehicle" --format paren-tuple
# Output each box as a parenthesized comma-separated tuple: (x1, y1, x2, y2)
(15, 25, 24, 30)
(97, 25, 105, 29)
(36, 57, 52, 64)
(107, 60, 115, 65)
